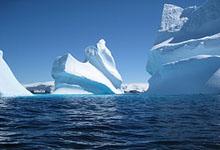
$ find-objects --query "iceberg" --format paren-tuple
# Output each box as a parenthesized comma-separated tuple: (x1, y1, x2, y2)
(146, 0, 220, 95)
(52, 39, 123, 94)
(24, 81, 54, 94)
(122, 83, 149, 93)
(0, 50, 32, 97)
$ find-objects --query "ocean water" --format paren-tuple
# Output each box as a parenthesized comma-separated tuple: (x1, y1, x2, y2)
(0, 94, 219, 150)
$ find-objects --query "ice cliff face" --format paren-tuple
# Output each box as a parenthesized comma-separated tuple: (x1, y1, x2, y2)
(155, 0, 220, 44)
(85, 39, 122, 89)
(146, 0, 220, 95)
(0, 50, 32, 97)
(52, 39, 123, 94)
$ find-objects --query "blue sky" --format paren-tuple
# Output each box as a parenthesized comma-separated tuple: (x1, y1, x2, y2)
(0, 0, 206, 84)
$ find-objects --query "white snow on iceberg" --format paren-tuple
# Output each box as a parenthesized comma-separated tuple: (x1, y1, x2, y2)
(52, 39, 123, 94)
(85, 39, 122, 89)
(24, 81, 54, 94)
(0, 50, 32, 97)
(146, 0, 220, 95)
(148, 55, 220, 95)
(122, 83, 149, 93)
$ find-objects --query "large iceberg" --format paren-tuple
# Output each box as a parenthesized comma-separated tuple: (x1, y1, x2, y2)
(0, 50, 32, 97)
(52, 39, 123, 94)
(146, 0, 220, 95)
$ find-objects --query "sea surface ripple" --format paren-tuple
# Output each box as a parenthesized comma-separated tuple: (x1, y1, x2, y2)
(0, 94, 219, 149)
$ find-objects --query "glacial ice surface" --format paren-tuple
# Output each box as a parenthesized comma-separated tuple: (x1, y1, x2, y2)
(146, 0, 220, 95)
(0, 50, 32, 97)
(52, 39, 123, 94)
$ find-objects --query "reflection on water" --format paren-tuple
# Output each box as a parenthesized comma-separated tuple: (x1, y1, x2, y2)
(0, 94, 219, 149)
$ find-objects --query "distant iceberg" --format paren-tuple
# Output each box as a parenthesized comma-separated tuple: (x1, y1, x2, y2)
(122, 83, 149, 93)
(0, 50, 32, 97)
(146, 0, 220, 95)
(52, 39, 123, 94)
(24, 81, 54, 94)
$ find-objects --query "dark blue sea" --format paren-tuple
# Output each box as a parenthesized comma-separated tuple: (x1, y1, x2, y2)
(0, 94, 219, 150)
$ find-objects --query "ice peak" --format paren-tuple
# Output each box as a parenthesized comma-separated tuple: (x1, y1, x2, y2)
(97, 39, 107, 50)
(85, 39, 112, 59)
(0, 50, 32, 97)
(98, 39, 106, 45)
(64, 53, 72, 58)
(84, 39, 122, 88)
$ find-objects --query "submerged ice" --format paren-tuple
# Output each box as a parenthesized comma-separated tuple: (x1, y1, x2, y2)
(52, 39, 123, 94)
(146, 0, 220, 95)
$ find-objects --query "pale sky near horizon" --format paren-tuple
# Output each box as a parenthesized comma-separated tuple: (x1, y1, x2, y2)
(0, 0, 206, 84)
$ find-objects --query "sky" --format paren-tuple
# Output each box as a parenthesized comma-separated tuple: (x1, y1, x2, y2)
(0, 0, 206, 84)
